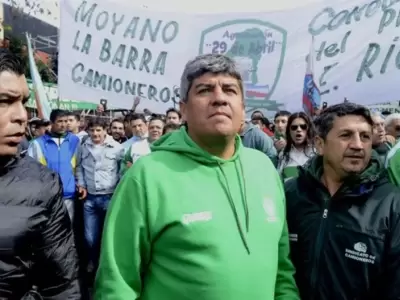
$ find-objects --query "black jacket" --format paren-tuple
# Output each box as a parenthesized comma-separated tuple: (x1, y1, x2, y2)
(285, 154, 400, 300)
(0, 153, 82, 299)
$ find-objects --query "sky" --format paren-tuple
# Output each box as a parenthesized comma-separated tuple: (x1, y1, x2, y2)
(1, 0, 335, 27)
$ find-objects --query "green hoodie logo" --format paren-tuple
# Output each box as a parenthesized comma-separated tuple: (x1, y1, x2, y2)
(263, 197, 278, 223)
(199, 19, 287, 114)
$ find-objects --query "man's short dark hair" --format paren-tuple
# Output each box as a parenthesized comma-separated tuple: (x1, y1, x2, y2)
(251, 116, 270, 127)
(66, 111, 80, 121)
(87, 117, 108, 129)
(131, 113, 146, 123)
(314, 102, 374, 140)
(0, 51, 25, 76)
(36, 119, 50, 128)
(162, 123, 180, 134)
(251, 110, 264, 118)
(111, 117, 124, 125)
(166, 108, 181, 119)
(274, 110, 291, 121)
(149, 116, 165, 124)
(50, 109, 68, 123)
(29, 118, 50, 129)
(123, 113, 134, 124)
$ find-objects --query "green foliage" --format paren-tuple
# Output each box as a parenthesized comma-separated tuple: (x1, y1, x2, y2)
(6, 33, 55, 83)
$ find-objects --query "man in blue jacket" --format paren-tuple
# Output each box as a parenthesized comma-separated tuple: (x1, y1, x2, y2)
(28, 109, 83, 221)
(240, 121, 278, 166)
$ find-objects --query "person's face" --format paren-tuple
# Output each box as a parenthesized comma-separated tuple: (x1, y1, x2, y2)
(251, 119, 264, 129)
(21, 45, 27, 55)
(67, 115, 79, 132)
(79, 118, 86, 131)
(130, 119, 147, 137)
(34, 125, 47, 137)
(96, 104, 104, 114)
(110, 121, 124, 140)
(52, 116, 68, 134)
(166, 111, 180, 125)
(289, 117, 308, 146)
(372, 115, 386, 145)
(275, 116, 288, 134)
(89, 126, 106, 144)
(148, 119, 164, 141)
(180, 72, 244, 140)
(386, 118, 400, 138)
(316, 115, 372, 179)
(0, 71, 29, 156)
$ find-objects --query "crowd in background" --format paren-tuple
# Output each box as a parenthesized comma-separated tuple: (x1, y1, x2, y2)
(1, 51, 400, 300)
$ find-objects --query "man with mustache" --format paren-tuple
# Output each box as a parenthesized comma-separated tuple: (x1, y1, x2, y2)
(285, 102, 400, 299)
(0, 52, 82, 298)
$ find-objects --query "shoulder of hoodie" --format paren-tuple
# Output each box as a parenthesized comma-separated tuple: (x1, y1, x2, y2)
(386, 139, 400, 167)
(124, 144, 278, 181)
(240, 146, 277, 171)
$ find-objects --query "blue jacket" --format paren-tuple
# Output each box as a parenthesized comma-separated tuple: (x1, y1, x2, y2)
(240, 122, 278, 166)
(28, 133, 80, 199)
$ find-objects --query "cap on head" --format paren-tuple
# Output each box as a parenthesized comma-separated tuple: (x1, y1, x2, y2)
(179, 54, 243, 103)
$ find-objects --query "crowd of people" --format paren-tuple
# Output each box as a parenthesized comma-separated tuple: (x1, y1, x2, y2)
(0, 51, 400, 299)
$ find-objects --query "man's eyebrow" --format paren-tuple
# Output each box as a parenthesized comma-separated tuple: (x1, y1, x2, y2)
(0, 93, 30, 103)
(194, 82, 239, 88)
(222, 83, 239, 88)
(194, 83, 213, 89)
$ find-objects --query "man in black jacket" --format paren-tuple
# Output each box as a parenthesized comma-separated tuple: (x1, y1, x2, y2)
(0, 52, 82, 299)
(285, 102, 400, 300)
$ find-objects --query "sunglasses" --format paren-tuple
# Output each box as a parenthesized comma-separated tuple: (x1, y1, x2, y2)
(290, 124, 308, 131)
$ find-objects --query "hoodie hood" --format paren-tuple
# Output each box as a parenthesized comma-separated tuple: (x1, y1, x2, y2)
(151, 126, 242, 165)
(300, 151, 386, 194)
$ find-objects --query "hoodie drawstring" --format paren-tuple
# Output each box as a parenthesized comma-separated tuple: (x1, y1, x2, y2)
(218, 159, 250, 254)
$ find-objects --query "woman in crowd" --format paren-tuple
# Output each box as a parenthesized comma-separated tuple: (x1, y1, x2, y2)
(278, 112, 315, 181)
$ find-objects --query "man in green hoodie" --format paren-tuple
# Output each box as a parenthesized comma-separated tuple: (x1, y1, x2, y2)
(94, 53, 299, 300)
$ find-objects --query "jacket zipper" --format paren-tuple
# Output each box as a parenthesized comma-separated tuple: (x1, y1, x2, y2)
(310, 205, 329, 300)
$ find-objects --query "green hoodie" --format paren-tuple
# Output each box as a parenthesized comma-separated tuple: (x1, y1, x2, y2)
(94, 127, 299, 300)
(386, 140, 400, 185)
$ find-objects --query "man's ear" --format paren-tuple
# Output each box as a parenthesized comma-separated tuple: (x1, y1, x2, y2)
(179, 101, 187, 122)
(314, 135, 324, 155)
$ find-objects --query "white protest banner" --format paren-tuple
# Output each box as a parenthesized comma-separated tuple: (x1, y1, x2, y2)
(59, 0, 400, 115)
(59, 0, 197, 113)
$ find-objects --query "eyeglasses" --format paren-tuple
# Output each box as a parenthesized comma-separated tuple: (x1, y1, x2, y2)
(290, 124, 308, 131)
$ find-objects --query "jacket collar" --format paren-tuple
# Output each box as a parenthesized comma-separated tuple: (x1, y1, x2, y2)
(86, 134, 115, 147)
(43, 132, 72, 142)
(0, 149, 23, 174)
